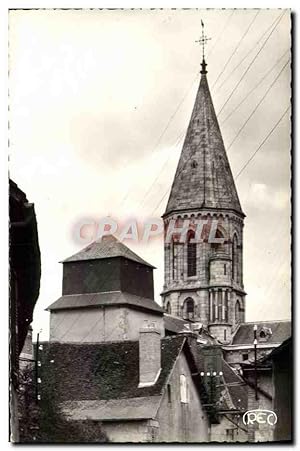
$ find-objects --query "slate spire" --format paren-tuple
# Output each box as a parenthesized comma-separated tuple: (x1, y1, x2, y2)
(164, 58, 244, 217)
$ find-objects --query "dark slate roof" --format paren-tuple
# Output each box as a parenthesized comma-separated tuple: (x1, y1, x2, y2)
(40, 336, 186, 403)
(39, 336, 210, 421)
(221, 360, 248, 412)
(231, 321, 291, 346)
(47, 291, 163, 315)
(164, 314, 190, 333)
(61, 234, 155, 268)
(164, 66, 243, 217)
(184, 341, 247, 412)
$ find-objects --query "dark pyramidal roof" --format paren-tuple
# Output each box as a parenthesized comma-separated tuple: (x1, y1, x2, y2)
(62, 234, 155, 268)
(165, 60, 243, 217)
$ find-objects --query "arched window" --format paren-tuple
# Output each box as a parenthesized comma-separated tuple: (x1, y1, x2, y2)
(187, 230, 197, 277)
(183, 297, 195, 320)
(166, 302, 171, 314)
(235, 300, 242, 323)
(211, 228, 224, 252)
(232, 234, 238, 281)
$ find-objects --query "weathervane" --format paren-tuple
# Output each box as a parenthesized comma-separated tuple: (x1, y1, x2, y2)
(195, 20, 211, 73)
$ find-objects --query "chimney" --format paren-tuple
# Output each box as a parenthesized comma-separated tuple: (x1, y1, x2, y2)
(139, 321, 161, 388)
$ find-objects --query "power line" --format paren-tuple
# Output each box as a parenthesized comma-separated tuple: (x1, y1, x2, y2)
(151, 103, 290, 217)
(220, 49, 290, 126)
(235, 105, 290, 180)
(211, 10, 260, 90)
(215, 11, 284, 93)
(226, 58, 290, 152)
(119, 73, 199, 208)
(119, 12, 238, 210)
(207, 10, 235, 58)
(217, 10, 286, 117)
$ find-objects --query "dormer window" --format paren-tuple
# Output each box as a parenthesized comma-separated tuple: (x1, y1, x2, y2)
(258, 327, 272, 341)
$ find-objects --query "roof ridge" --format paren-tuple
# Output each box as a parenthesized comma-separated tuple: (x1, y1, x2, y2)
(61, 234, 155, 268)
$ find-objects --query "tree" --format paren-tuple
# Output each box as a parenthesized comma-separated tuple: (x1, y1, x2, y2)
(17, 365, 108, 443)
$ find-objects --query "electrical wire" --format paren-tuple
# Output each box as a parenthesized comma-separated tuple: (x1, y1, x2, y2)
(217, 10, 286, 117)
(235, 105, 290, 180)
(211, 10, 260, 90)
(226, 58, 290, 152)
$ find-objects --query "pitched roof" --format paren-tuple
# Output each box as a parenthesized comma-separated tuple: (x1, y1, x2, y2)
(39, 336, 209, 421)
(184, 341, 247, 412)
(165, 62, 243, 217)
(62, 235, 155, 268)
(47, 291, 163, 315)
(221, 360, 248, 412)
(40, 336, 185, 403)
(164, 314, 190, 334)
(231, 320, 291, 346)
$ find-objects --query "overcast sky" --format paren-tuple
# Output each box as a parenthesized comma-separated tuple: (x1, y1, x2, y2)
(9, 9, 291, 340)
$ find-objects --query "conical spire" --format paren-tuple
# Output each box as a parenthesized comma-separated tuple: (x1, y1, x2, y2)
(165, 59, 244, 217)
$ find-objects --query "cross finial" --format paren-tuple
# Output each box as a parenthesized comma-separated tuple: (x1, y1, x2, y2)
(195, 20, 211, 74)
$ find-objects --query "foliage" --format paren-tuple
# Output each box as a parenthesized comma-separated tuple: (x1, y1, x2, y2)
(17, 364, 108, 443)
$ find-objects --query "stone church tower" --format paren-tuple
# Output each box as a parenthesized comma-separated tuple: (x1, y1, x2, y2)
(161, 57, 246, 343)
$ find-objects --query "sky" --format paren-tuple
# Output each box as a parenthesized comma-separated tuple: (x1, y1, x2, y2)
(8, 9, 291, 340)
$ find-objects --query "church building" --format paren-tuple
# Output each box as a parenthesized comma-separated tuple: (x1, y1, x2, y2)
(161, 56, 245, 344)
(37, 28, 291, 444)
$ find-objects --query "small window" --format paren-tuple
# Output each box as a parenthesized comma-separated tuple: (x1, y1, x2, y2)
(166, 302, 171, 314)
(224, 329, 227, 341)
(167, 384, 171, 404)
(260, 330, 266, 339)
(224, 264, 226, 275)
(242, 353, 249, 361)
(180, 375, 188, 403)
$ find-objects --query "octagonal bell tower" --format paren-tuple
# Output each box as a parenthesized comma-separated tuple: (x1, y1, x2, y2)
(161, 53, 246, 344)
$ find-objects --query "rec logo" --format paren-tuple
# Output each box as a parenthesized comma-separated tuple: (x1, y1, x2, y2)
(243, 410, 278, 426)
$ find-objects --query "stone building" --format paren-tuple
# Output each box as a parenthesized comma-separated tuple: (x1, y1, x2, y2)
(223, 320, 291, 368)
(161, 57, 245, 344)
(40, 332, 211, 443)
(47, 235, 164, 342)
(42, 235, 216, 442)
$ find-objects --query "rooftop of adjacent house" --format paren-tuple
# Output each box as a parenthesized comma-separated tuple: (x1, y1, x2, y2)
(221, 360, 248, 412)
(46, 291, 163, 315)
(163, 315, 216, 345)
(39, 335, 208, 421)
(231, 320, 291, 346)
(61, 234, 155, 268)
(163, 314, 190, 334)
(187, 341, 248, 413)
